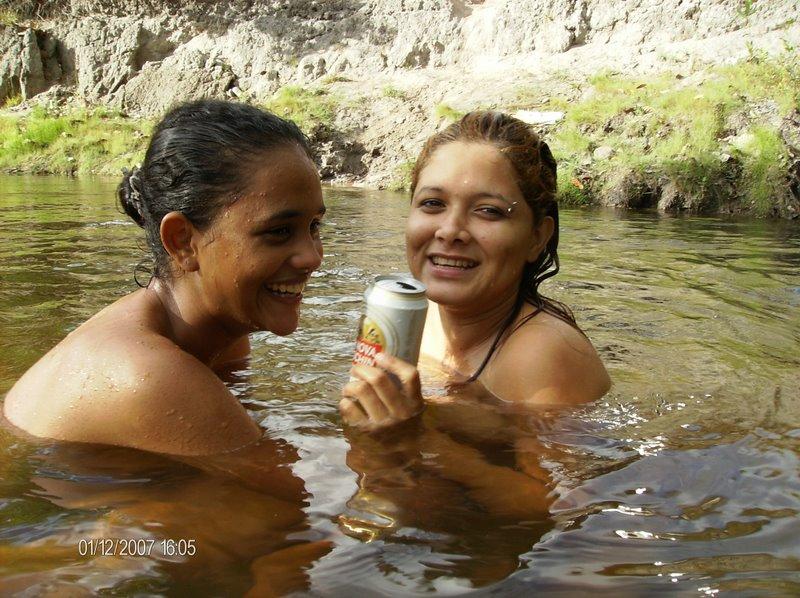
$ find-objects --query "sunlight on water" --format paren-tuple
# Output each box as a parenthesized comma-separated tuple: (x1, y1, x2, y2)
(1, 175, 799, 595)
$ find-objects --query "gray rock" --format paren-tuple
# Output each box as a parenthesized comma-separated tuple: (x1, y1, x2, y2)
(592, 145, 615, 161)
(0, 27, 23, 101)
(120, 49, 235, 115)
(19, 29, 47, 98)
(0, 26, 51, 102)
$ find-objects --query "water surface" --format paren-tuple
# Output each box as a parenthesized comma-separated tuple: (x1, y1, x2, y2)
(1, 175, 799, 595)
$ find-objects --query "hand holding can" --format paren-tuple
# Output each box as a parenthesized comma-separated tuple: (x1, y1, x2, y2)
(341, 275, 428, 430)
(342, 352, 424, 430)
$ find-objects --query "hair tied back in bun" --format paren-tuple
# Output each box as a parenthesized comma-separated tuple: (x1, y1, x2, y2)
(119, 166, 146, 228)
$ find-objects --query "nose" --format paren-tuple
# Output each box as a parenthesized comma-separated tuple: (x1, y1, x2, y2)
(435, 210, 471, 245)
(292, 234, 323, 273)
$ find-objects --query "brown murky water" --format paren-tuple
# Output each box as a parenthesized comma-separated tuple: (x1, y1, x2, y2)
(1, 175, 799, 596)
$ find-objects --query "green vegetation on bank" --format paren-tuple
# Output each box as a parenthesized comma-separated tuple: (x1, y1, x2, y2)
(1, 53, 797, 216)
(434, 103, 465, 122)
(542, 52, 799, 215)
(389, 159, 416, 192)
(0, 9, 20, 25)
(0, 106, 150, 175)
(382, 85, 407, 100)
(263, 85, 338, 132)
(0, 83, 339, 176)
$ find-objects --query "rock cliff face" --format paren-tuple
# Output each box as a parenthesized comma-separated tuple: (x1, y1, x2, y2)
(6, 1, 797, 110)
(2, 0, 799, 211)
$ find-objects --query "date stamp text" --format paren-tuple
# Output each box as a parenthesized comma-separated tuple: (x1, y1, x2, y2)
(78, 538, 197, 557)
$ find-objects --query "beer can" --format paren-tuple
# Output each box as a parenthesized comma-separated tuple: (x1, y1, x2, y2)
(353, 274, 428, 367)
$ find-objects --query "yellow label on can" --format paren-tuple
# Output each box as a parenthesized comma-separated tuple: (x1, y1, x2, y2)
(353, 316, 386, 366)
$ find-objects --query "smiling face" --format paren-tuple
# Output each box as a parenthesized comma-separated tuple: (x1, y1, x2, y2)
(406, 141, 550, 315)
(194, 144, 325, 336)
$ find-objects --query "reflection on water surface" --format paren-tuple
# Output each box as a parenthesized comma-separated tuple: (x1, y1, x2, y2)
(1, 176, 799, 595)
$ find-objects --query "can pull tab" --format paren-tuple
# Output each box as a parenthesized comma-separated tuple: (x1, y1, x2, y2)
(396, 281, 416, 290)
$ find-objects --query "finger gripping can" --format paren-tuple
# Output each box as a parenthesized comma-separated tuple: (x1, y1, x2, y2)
(353, 275, 428, 367)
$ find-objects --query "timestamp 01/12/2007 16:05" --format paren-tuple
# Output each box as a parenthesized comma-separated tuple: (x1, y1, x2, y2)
(77, 538, 197, 557)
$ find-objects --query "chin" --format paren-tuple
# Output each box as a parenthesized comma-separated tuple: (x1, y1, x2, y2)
(271, 323, 299, 336)
(424, 287, 469, 307)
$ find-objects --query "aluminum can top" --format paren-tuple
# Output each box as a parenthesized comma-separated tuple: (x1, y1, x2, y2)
(372, 274, 426, 297)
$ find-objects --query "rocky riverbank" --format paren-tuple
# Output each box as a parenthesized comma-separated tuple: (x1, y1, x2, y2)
(2, 0, 799, 217)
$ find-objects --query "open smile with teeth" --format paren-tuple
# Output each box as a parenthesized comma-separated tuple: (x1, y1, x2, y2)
(430, 256, 478, 269)
(264, 281, 306, 296)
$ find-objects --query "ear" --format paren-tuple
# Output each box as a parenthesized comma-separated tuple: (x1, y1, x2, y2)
(527, 215, 555, 263)
(160, 211, 200, 273)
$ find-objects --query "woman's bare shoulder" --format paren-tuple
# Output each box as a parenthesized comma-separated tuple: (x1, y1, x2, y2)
(4, 295, 260, 455)
(484, 310, 611, 406)
(108, 337, 262, 455)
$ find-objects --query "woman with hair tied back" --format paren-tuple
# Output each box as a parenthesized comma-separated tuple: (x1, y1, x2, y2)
(4, 99, 326, 456)
(341, 111, 611, 429)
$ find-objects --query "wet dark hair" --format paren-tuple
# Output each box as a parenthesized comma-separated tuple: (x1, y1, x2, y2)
(118, 99, 313, 284)
(411, 110, 580, 380)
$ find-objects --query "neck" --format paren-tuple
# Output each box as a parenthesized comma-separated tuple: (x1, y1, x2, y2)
(150, 277, 246, 366)
(426, 292, 519, 373)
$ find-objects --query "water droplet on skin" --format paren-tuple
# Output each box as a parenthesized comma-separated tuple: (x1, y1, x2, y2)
(221, 421, 229, 428)
(166, 409, 176, 416)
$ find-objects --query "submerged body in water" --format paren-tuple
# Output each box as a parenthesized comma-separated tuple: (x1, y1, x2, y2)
(1, 177, 799, 594)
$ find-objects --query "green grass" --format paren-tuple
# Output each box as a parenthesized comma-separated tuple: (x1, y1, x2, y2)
(0, 8, 20, 25)
(0, 0, 60, 23)
(321, 73, 351, 85)
(382, 85, 407, 100)
(736, 126, 788, 215)
(535, 53, 800, 215)
(737, 0, 756, 18)
(3, 93, 23, 108)
(0, 107, 151, 175)
(263, 85, 338, 133)
(434, 103, 465, 122)
(389, 159, 415, 192)
(556, 163, 593, 206)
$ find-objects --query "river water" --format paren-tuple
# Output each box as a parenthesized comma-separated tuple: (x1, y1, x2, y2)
(0, 175, 798, 596)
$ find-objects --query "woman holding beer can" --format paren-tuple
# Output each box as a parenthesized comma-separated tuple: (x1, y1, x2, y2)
(5, 99, 326, 456)
(341, 110, 610, 430)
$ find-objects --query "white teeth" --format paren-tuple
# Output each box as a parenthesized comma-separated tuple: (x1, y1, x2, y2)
(431, 256, 477, 268)
(265, 282, 306, 295)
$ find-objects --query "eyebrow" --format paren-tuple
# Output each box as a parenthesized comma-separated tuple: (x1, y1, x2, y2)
(255, 206, 327, 229)
(261, 206, 327, 223)
(414, 186, 513, 205)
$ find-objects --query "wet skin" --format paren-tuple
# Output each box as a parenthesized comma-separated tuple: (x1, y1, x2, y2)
(338, 142, 611, 574)
(341, 141, 611, 431)
(4, 144, 325, 456)
(406, 140, 546, 317)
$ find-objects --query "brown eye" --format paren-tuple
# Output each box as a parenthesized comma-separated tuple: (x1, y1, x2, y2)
(262, 226, 291, 238)
(418, 199, 445, 210)
(476, 205, 505, 218)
